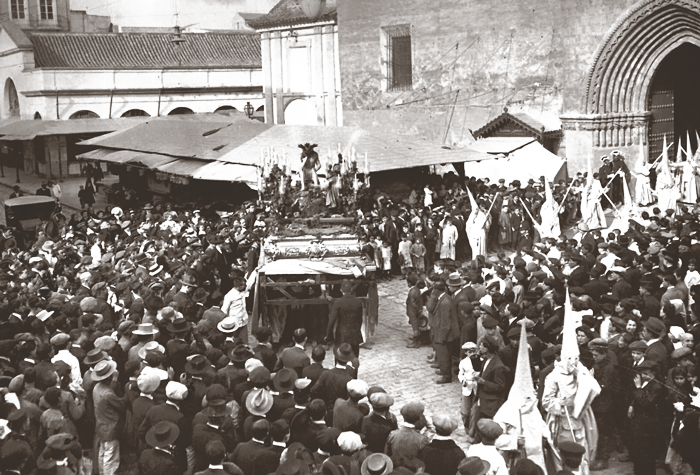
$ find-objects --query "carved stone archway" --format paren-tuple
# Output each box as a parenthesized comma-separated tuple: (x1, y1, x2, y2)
(570, 0, 700, 150)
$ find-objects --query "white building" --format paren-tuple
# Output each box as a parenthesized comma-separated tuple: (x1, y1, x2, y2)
(248, 0, 342, 126)
(0, 0, 266, 123)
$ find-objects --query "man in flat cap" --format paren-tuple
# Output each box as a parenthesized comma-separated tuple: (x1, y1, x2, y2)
(419, 414, 466, 475)
(361, 392, 397, 454)
(333, 379, 369, 434)
(385, 402, 429, 466)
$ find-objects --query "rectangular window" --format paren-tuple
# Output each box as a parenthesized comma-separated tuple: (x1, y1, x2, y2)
(382, 24, 412, 91)
(10, 0, 25, 19)
(40, 0, 54, 20)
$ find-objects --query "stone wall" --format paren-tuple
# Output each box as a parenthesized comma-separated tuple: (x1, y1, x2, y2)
(336, 0, 640, 169)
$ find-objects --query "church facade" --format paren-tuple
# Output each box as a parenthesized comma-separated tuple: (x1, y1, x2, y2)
(252, 0, 700, 173)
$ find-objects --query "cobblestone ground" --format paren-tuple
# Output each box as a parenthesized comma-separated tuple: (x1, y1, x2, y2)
(359, 276, 641, 475)
(357, 276, 471, 451)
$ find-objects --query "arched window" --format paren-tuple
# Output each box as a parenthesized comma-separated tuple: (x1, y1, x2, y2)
(121, 109, 150, 117)
(4, 79, 20, 118)
(168, 107, 194, 115)
(215, 105, 237, 113)
(284, 99, 317, 125)
(33, 112, 42, 120)
(69, 110, 100, 120)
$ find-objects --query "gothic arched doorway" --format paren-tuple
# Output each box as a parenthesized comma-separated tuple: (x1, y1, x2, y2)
(647, 43, 700, 161)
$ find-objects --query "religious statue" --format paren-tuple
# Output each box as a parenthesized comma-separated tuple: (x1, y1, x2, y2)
(299, 143, 321, 190)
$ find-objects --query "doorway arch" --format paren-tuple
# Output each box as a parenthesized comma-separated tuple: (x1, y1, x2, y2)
(584, 0, 700, 115)
(581, 0, 700, 151)
(4, 79, 20, 118)
(284, 99, 317, 125)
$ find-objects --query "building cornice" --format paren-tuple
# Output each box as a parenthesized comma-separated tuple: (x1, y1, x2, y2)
(22, 85, 263, 97)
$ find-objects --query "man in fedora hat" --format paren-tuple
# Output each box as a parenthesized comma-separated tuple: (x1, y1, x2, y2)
(139, 381, 191, 472)
(91, 360, 125, 475)
(325, 280, 364, 357)
(139, 421, 183, 475)
(165, 317, 205, 378)
(311, 344, 354, 427)
(128, 323, 158, 364)
(269, 368, 298, 421)
(192, 399, 236, 472)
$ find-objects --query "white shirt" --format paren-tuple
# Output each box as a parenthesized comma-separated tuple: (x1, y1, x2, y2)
(467, 443, 509, 475)
(52, 349, 83, 393)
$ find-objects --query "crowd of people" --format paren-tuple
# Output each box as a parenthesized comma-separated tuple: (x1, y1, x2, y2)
(0, 147, 699, 475)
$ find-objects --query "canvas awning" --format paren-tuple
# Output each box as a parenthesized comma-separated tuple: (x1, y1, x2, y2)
(463, 139, 567, 183)
(0, 117, 147, 141)
(77, 147, 260, 188)
(78, 116, 492, 172)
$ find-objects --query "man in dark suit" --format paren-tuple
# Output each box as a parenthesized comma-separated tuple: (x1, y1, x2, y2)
(192, 400, 238, 472)
(274, 328, 310, 377)
(333, 379, 369, 433)
(642, 317, 669, 373)
(426, 281, 460, 384)
(252, 326, 277, 372)
(251, 420, 288, 475)
(475, 335, 508, 421)
(139, 382, 191, 471)
(310, 344, 354, 427)
(361, 392, 397, 453)
(326, 281, 364, 357)
(139, 421, 184, 475)
(289, 399, 328, 451)
(418, 414, 466, 475)
(194, 440, 243, 475)
(231, 418, 269, 475)
(301, 346, 326, 385)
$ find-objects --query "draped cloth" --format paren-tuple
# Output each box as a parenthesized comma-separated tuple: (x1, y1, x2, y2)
(541, 362, 600, 475)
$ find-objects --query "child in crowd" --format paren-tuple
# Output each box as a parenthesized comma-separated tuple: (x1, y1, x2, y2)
(458, 342, 479, 437)
(410, 236, 426, 275)
(398, 234, 413, 278)
(380, 239, 392, 279)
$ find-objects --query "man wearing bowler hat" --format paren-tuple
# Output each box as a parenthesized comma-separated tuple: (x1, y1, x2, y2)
(139, 421, 183, 475)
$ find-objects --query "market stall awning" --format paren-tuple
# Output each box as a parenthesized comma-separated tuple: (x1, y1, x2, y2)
(79, 115, 492, 172)
(463, 140, 567, 183)
(0, 117, 148, 141)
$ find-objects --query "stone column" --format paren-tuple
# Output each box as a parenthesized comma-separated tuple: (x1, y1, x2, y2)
(311, 26, 325, 125)
(261, 32, 274, 124)
(270, 31, 285, 124)
(322, 25, 337, 126)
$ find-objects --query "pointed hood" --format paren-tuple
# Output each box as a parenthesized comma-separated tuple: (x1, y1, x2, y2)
(561, 289, 580, 359)
(657, 134, 674, 188)
(636, 133, 646, 170)
(687, 130, 693, 161)
(676, 137, 684, 162)
(508, 319, 535, 403)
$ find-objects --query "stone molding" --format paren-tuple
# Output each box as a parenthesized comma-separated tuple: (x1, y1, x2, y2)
(584, 0, 700, 114)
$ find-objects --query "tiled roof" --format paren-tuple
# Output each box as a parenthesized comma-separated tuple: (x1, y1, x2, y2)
(247, 0, 336, 29)
(28, 32, 261, 69)
(473, 109, 562, 139)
